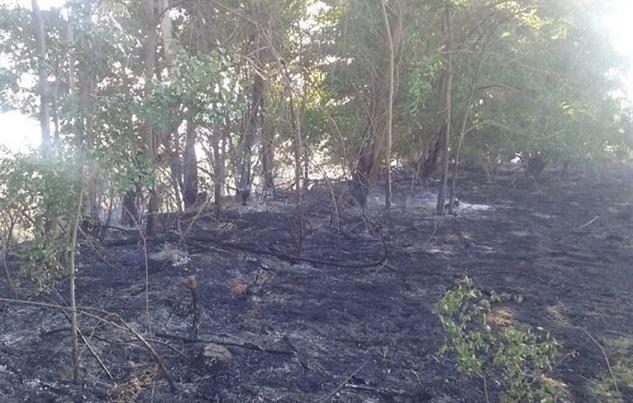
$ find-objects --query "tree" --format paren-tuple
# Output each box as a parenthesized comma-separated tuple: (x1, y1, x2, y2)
(30, 0, 51, 157)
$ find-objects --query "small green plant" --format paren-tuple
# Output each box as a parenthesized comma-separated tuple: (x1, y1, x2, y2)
(0, 151, 82, 292)
(435, 277, 562, 402)
(587, 335, 633, 403)
(589, 361, 633, 403)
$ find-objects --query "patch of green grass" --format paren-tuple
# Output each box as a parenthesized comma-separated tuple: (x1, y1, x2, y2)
(588, 335, 633, 402)
(588, 361, 633, 403)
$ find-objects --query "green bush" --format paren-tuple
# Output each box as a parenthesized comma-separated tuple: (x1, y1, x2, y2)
(435, 277, 562, 402)
(0, 151, 82, 292)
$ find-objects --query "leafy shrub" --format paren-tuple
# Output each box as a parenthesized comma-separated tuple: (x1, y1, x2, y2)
(0, 151, 82, 291)
(435, 277, 562, 402)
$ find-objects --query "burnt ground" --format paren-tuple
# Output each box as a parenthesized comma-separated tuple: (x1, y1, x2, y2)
(1, 164, 633, 402)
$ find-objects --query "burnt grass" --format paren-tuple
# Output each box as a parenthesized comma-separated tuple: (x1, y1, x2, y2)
(1, 165, 633, 402)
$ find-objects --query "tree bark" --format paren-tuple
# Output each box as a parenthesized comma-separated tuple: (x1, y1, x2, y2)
(448, 24, 496, 213)
(436, 6, 453, 216)
(159, 0, 187, 211)
(121, 187, 139, 225)
(261, 120, 275, 194)
(159, 0, 175, 67)
(287, 87, 304, 251)
(31, 0, 52, 157)
(237, 72, 264, 205)
(353, 0, 403, 211)
(213, 132, 225, 219)
(142, 0, 159, 235)
(380, 0, 396, 215)
(67, 180, 84, 383)
(183, 121, 198, 209)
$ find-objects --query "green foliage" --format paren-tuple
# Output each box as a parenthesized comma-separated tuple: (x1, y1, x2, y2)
(587, 336, 633, 403)
(0, 150, 82, 292)
(142, 51, 243, 131)
(435, 277, 562, 402)
(589, 361, 633, 403)
(406, 56, 444, 116)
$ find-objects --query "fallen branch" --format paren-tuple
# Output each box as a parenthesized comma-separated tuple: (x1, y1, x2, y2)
(155, 332, 295, 356)
(576, 216, 599, 231)
(0, 298, 176, 391)
(57, 309, 114, 381)
(109, 230, 388, 269)
(344, 383, 410, 397)
(317, 361, 369, 403)
(48, 287, 113, 381)
(580, 328, 621, 400)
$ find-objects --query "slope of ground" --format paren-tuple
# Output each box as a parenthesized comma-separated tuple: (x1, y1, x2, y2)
(1, 165, 632, 402)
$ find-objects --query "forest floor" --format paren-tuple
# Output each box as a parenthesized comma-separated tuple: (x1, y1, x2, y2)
(1, 164, 633, 403)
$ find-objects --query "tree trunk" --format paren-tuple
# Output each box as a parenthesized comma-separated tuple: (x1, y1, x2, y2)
(436, 6, 453, 216)
(168, 140, 184, 212)
(448, 93, 473, 214)
(353, 0, 403, 213)
(67, 181, 84, 383)
(142, 0, 159, 235)
(121, 187, 139, 225)
(287, 84, 304, 252)
(76, 4, 100, 224)
(237, 72, 264, 205)
(31, 0, 52, 157)
(419, 130, 442, 186)
(213, 133, 225, 219)
(448, 24, 496, 213)
(380, 0, 395, 215)
(159, 0, 175, 67)
(261, 121, 275, 195)
(159, 0, 186, 212)
(183, 121, 198, 209)
(303, 148, 310, 183)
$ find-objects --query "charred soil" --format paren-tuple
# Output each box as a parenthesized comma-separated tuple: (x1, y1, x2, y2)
(1, 165, 633, 402)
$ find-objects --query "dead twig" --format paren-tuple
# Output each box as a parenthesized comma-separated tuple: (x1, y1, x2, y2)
(317, 361, 369, 403)
(155, 332, 295, 356)
(56, 309, 114, 381)
(0, 298, 177, 391)
(580, 328, 621, 400)
(119, 231, 388, 269)
(576, 216, 599, 231)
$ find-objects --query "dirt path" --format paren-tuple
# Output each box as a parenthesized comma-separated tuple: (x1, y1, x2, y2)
(1, 166, 632, 402)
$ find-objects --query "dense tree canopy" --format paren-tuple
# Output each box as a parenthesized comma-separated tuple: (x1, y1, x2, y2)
(0, 0, 630, 232)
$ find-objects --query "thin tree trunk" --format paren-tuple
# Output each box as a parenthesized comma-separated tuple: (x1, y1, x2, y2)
(2, 216, 15, 294)
(183, 121, 198, 209)
(77, 9, 100, 224)
(142, 0, 159, 235)
(436, 6, 453, 216)
(159, 0, 175, 67)
(237, 72, 264, 205)
(68, 180, 84, 383)
(159, 0, 186, 212)
(261, 122, 275, 195)
(287, 86, 304, 252)
(380, 0, 395, 215)
(448, 26, 495, 213)
(303, 148, 310, 182)
(31, 0, 52, 157)
(121, 188, 139, 225)
(213, 133, 224, 219)
(168, 143, 184, 212)
(448, 97, 473, 213)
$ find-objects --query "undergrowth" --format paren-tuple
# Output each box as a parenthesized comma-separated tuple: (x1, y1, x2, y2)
(435, 277, 563, 402)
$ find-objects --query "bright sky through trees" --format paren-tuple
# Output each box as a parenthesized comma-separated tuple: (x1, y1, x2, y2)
(0, 0, 632, 152)
(608, 0, 633, 99)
